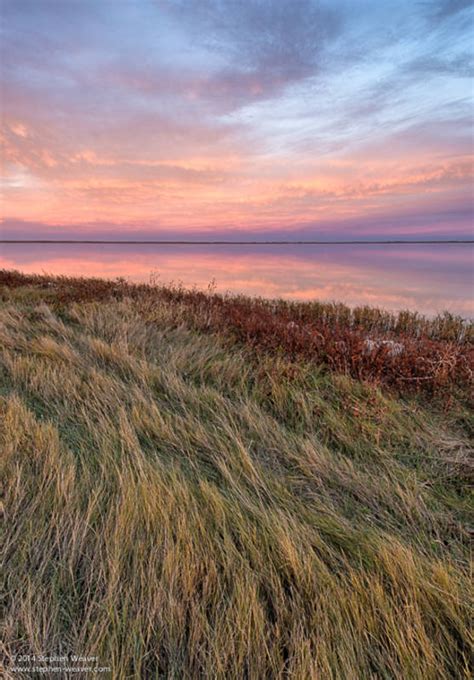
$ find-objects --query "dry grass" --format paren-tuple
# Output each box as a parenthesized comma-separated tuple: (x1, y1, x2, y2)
(0, 277, 473, 678)
(1, 270, 473, 399)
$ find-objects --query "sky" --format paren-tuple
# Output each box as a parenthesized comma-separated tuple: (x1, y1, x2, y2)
(1, 0, 473, 240)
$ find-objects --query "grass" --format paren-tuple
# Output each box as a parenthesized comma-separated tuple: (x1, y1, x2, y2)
(1, 270, 472, 398)
(1, 272, 473, 679)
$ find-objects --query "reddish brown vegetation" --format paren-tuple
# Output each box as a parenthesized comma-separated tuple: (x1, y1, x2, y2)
(1, 269, 472, 397)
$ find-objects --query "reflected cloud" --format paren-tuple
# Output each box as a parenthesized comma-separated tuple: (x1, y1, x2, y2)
(1, 243, 472, 317)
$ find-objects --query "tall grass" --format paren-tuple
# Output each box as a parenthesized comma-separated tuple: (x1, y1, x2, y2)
(1, 270, 473, 398)
(0, 277, 473, 678)
(2, 269, 472, 342)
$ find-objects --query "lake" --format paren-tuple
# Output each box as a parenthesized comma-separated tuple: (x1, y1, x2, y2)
(1, 242, 473, 317)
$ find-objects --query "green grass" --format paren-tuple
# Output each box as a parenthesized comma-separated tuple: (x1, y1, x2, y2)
(1, 280, 473, 679)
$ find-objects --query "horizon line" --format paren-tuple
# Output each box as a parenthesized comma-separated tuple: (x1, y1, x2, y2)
(1, 239, 474, 245)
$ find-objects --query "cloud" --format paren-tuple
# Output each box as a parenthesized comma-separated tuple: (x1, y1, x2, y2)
(160, 0, 340, 107)
(1, 0, 472, 240)
(405, 54, 473, 77)
(429, 0, 473, 20)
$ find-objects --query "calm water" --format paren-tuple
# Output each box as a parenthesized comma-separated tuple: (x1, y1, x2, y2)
(1, 243, 473, 317)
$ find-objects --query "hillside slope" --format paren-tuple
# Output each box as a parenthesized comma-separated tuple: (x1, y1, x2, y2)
(1, 274, 472, 679)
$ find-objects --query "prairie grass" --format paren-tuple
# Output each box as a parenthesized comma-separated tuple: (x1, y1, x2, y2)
(0, 274, 473, 679)
(1, 270, 472, 398)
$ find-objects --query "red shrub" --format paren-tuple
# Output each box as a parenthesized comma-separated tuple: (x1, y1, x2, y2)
(1, 269, 472, 397)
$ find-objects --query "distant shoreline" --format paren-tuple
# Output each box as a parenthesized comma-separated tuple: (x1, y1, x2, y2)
(1, 240, 473, 245)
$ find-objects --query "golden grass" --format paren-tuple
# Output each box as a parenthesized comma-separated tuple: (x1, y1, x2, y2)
(1, 287, 473, 679)
(2, 270, 472, 399)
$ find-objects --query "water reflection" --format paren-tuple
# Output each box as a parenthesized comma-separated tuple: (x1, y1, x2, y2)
(1, 243, 473, 317)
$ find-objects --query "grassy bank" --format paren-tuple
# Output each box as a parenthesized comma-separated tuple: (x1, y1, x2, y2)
(1, 272, 473, 679)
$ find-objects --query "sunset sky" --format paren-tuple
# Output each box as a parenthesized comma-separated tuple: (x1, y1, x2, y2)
(1, 0, 473, 240)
